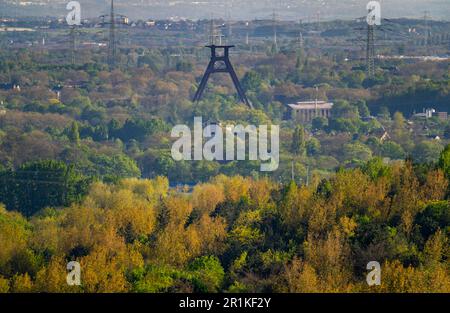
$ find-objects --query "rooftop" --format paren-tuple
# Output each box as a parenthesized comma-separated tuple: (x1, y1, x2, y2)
(288, 101, 334, 110)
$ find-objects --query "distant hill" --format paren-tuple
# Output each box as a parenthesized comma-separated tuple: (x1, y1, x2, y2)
(0, 0, 449, 21)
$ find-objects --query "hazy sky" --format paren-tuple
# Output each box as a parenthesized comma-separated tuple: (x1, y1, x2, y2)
(4, 0, 450, 21)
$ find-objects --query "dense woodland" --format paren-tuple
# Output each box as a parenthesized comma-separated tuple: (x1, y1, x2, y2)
(0, 18, 449, 292)
(0, 43, 449, 185)
(0, 152, 449, 292)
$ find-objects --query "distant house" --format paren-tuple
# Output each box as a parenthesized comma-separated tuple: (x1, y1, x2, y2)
(145, 20, 156, 27)
(380, 131, 391, 143)
(0, 83, 20, 91)
(433, 111, 448, 121)
(370, 124, 391, 143)
(288, 101, 333, 122)
(413, 108, 448, 121)
(413, 108, 435, 119)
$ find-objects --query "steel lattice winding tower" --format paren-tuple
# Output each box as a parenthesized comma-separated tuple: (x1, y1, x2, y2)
(193, 45, 253, 109)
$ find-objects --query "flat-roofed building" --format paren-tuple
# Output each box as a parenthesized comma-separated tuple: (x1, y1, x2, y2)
(433, 111, 448, 121)
(288, 101, 334, 122)
(413, 109, 448, 121)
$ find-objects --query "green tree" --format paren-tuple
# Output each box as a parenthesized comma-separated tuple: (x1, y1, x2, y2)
(343, 71, 365, 88)
(381, 141, 406, 160)
(331, 100, 359, 119)
(343, 142, 372, 163)
(355, 100, 370, 118)
(413, 141, 443, 164)
(306, 138, 321, 156)
(241, 71, 263, 92)
(379, 106, 391, 120)
(67, 121, 80, 145)
(415, 201, 450, 239)
(444, 125, 450, 140)
(176, 60, 193, 72)
(439, 144, 450, 178)
(0, 160, 90, 216)
(291, 125, 306, 156)
(188, 256, 225, 293)
(392, 112, 408, 142)
(312, 117, 328, 131)
(89, 154, 141, 181)
(362, 157, 391, 180)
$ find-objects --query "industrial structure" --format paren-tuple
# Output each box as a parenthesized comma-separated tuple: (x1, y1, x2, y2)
(366, 2, 380, 77)
(193, 19, 252, 108)
(288, 101, 334, 123)
(99, 0, 130, 69)
(193, 44, 252, 108)
(69, 26, 78, 65)
(366, 22, 375, 77)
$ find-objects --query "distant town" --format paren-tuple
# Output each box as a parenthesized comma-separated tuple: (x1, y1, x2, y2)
(1, 0, 450, 20)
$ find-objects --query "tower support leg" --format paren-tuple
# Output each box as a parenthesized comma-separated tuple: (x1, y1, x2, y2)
(193, 45, 252, 109)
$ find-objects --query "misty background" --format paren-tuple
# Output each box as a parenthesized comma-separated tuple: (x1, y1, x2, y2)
(0, 0, 449, 21)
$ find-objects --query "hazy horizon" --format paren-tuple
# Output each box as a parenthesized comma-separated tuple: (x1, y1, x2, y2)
(0, 0, 449, 21)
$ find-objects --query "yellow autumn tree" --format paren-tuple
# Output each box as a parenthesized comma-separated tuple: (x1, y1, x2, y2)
(379, 260, 419, 292)
(34, 256, 78, 293)
(329, 169, 370, 216)
(282, 258, 320, 293)
(10, 273, 34, 293)
(421, 170, 448, 202)
(80, 243, 143, 293)
(304, 228, 352, 292)
(30, 213, 60, 255)
(249, 178, 275, 208)
(280, 182, 312, 231)
(192, 183, 225, 215)
(0, 205, 30, 271)
(152, 196, 193, 266)
(188, 215, 227, 255)
(213, 175, 250, 203)
(0, 276, 9, 293)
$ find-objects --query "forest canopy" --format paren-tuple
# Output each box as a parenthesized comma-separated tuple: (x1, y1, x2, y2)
(0, 149, 449, 293)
